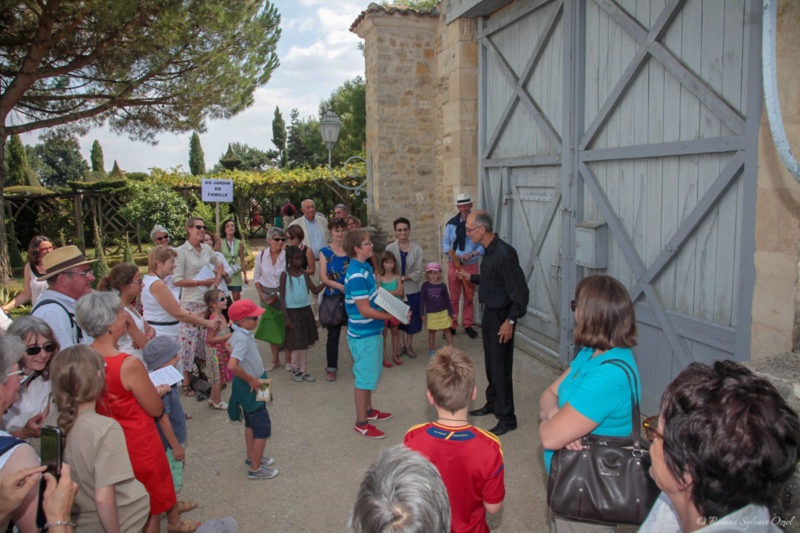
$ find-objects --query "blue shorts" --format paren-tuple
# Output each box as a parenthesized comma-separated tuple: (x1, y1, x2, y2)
(244, 404, 271, 439)
(347, 335, 383, 390)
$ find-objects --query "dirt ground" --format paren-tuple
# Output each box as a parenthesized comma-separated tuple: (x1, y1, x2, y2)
(174, 279, 563, 532)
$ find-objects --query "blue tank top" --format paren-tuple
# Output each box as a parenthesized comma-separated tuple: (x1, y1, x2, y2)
(285, 274, 310, 309)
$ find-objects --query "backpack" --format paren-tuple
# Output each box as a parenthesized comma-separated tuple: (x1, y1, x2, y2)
(32, 298, 84, 344)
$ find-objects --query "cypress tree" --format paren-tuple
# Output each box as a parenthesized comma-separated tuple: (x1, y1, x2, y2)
(90, 140, 105, 173)
(189, 132, 205, 175)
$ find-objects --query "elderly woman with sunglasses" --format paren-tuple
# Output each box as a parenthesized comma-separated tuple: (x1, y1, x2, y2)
(538, 275, 641, 533)
(639, 361, 800, 533)
(1, 317, 59, 441)
(173, 216, 224, 396)
(254, 226, 287, 371)
(0, 336, 78, 533)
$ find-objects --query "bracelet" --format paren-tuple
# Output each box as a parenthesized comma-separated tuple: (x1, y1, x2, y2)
(44, 520, 76, 529)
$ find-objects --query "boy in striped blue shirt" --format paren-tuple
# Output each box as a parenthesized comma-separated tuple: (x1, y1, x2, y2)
(344, 229, 396, 439)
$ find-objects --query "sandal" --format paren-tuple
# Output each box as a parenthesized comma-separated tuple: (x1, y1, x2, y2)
(382, 361, 393, 368)
(167, 518, 201, 532)
(406, 348, 417, 359)
(392, 355, 403, 366)
(174, 501, 197, 514)
(182, 385, 195, 397)
(208, 400, 228, 410)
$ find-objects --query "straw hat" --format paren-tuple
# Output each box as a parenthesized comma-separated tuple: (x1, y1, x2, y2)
(38, 245, 96, 281)
(455, 193, 472, 205)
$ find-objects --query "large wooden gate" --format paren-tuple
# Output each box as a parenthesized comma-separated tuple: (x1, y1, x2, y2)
(476, 0, 762, 411)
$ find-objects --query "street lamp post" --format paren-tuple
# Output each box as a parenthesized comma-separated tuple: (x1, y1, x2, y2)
(319, 111, 373, 214)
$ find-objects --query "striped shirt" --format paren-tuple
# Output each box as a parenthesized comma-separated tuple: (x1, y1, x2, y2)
(344, 258, 383, 339)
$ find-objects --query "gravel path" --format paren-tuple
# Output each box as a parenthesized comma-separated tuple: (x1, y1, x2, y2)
(173, 277, 561, 532)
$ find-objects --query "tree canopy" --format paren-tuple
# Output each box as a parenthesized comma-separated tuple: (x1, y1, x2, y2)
(0, 0, 282, 279)
(214, 142, 274, 172)
(32, 133, 89, 187)
(90, 140, 105, 173)
(320, 76, 366, 164)
(272, 106, 287, 167)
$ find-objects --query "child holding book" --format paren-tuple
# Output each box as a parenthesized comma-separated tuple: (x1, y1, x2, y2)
(376, 250, 404, 368)
(420, 262, 456, 357)
(279, 246, 324, 383)
(204, 289, 232, 408)
(51, 345, 151, 532)
(142, 337, 190, 502)
(404, 347, 504, 532)
(226, 299, 279, 480)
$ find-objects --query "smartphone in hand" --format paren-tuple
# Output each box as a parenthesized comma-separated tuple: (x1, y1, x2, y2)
(35, 425, 63, 528)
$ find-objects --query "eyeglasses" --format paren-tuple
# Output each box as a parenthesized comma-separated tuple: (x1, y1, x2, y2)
(217, 297, 227, 302)
(194, 225, 206, 230)
(273, 237, 286, 242)
(466, 225, 479, 233)
(129, 279, 143, 286)
(643, 416, 664, 442)
(64, 270, 92, 278)
(358, 241, 374, 247)
(245, 316, 259, 320)
(570, 299, 576, 312)
(25, 343, 57, 356)
(156, 235, 169, 242)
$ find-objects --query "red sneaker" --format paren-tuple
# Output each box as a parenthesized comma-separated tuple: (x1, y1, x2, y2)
(366, 409, 393, 422)
(354, 423, 385, 439)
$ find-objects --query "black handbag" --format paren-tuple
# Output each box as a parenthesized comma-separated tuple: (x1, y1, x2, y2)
(319, 291, 346, 326)
(546, 359, 659, 526)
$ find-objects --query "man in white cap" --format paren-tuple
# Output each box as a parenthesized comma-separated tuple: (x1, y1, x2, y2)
(32, 245, 96, 348)
(441, 193, 482, 339)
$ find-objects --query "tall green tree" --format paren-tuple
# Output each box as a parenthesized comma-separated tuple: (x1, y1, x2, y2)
(90, 140, 105, 173)
(0, 0, 282, 280)
(320, 76, 366, 165)
(32, 133, 89, 187)
(287, 109, 325, 168)
(271, 107, 287, 166)
(189, 132, 205, 175)
(5, 134, 37, 187)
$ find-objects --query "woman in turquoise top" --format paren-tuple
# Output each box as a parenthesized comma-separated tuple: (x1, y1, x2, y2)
(538, 275, 640, 533)
(219, 219, 248, 301)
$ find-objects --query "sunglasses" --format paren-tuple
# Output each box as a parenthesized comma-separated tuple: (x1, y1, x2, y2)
(156, 235, 169, 242)
(273, 237, 286, 242)
(246, 316, 259, 320)
(194, 225, 206, 230)
(25, 343, 57, 356)
(643, 416, 664, 442)
(217, 297, 227, 302)
(570, 299, 576, 312)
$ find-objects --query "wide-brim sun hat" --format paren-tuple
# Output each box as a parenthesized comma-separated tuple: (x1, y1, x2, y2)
(38, 245, 96, 281)
(455, 193, 472, 205)
(229, 299, 266, 321)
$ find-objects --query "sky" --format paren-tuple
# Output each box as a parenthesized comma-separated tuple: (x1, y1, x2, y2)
(19, 0, 367, 173)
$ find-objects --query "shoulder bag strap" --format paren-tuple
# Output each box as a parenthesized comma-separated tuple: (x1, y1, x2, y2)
(600, 358, 641, 440)
(32, 299, 84, 343)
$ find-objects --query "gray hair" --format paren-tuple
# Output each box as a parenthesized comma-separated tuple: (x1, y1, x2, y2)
(335, 203, 347, 212)
(472, 211, 493, 233)
(75, 292, 123, 338)
(0, 335, 26, 381)
(267, 226, 286, 241)
(149, 224, 169, 243)
(6, 315, 59, 356)
(349, 445, 450, 533)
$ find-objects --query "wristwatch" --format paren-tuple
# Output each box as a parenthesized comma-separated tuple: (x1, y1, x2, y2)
(507, 318, 516, 325)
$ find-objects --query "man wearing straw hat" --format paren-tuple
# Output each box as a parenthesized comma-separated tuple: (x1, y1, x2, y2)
(32, 245, 96, 349)
(442, 193, 482, 339)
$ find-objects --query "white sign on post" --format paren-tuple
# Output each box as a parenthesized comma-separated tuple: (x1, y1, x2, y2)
(201, 179, 233, 203)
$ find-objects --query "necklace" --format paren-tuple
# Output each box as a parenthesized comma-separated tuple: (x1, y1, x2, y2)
(437, 417, 467, 424)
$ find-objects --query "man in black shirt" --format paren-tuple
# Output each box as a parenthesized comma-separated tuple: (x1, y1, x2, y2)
(457, 210, 529, 436)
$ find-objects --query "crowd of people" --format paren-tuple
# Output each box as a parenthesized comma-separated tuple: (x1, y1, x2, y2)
(0, 194, 798, 533)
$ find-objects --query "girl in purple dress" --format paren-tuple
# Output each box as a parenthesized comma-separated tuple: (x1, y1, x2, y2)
(419, 262, 455, 357)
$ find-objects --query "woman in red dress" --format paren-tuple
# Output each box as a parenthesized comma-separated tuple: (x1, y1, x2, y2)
(76, 292, 197, 533)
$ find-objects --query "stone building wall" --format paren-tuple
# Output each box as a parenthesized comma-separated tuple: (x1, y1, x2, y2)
(751, 0, 800, 360)
(352, 2, 477, 263)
